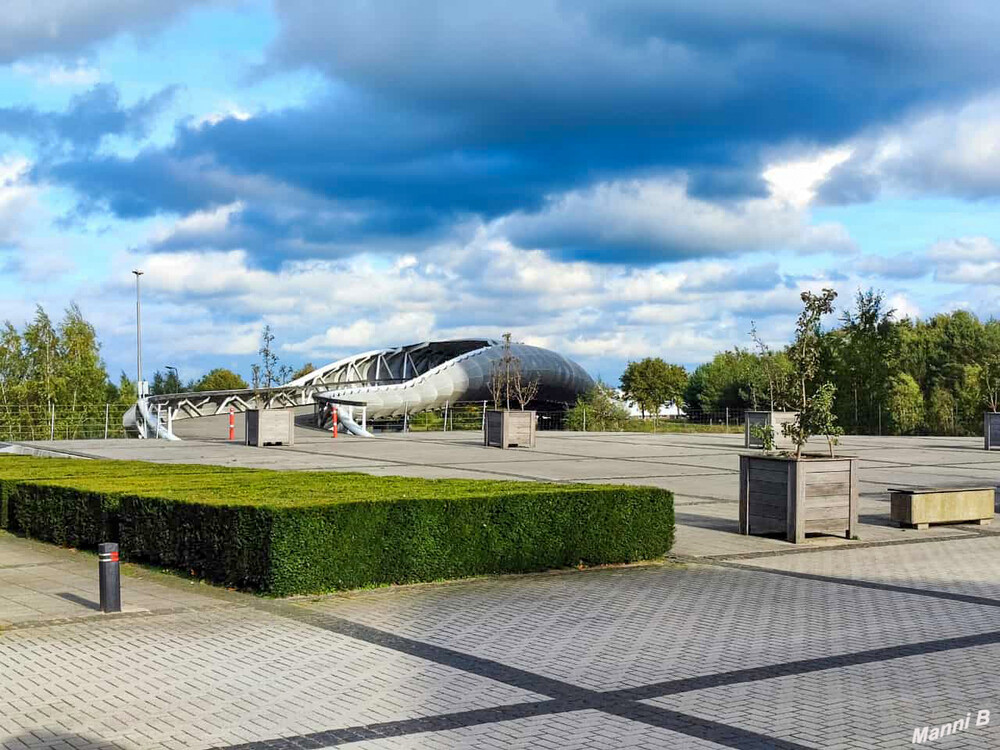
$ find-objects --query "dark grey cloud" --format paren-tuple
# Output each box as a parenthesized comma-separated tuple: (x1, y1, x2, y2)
(0, 84, 176, 152)
(682, 263, 784, 293)
(0, 1, 216, 63)
(268, 1, 1000, 147)
(35, 1, 1000, 265)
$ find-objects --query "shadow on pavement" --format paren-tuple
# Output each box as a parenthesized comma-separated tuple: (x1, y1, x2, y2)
(55, 592, 100, 610)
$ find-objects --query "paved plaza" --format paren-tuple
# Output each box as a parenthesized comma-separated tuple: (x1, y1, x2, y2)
(3, 429, 1000, 748)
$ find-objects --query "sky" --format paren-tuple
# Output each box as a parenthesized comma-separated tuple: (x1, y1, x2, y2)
(2, 1, 1000, 385)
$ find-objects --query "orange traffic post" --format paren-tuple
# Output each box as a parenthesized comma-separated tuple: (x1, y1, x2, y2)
(332, 406, 338, 438)
(228, 406, 235, 441)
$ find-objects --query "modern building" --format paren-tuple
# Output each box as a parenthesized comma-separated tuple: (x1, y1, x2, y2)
(129, 338, 594, 439)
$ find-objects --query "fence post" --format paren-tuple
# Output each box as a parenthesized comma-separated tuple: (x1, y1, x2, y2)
(726, 407, 730, 428)
(104, 403, 110, 440)
(49, 403, 55, 441)
(443, 400, 449, 432)
(403, 404, 408, 433)
(878, 405, 882, 436)
(583, 405, 587, 432)
(482, 400, 487, 430)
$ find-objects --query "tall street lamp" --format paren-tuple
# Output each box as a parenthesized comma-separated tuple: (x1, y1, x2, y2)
(133, 269, 144, 398)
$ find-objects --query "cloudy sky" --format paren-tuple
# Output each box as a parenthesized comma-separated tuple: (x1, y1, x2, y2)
(2, 1, 1000, 384)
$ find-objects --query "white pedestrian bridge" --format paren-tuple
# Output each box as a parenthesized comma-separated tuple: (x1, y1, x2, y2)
(125, 338, 594, 439)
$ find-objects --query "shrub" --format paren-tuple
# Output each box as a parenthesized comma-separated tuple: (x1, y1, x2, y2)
(0, 457, 674, 595)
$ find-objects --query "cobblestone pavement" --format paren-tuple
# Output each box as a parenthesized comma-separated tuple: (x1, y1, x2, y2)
(5, 431, 1000, 748)
(5, 529, 1000, 749)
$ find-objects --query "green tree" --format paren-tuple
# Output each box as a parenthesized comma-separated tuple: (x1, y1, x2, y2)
(836, 289, 898, 431)
(150, 369, 183, 395)
(56, 304, 108, 405)
(887, 373, 923, 434)
(291, 362, 315, 380)
(21, 305, 60, 407)
(0, 321, 25, 407)
(566, 383, 630, 431)
(925, 386, 954, 435)
(782, 288, 840, 457)
(110, 372, 138, 406)
(620, 357, 687, 418)
(194, 368, 249, 391)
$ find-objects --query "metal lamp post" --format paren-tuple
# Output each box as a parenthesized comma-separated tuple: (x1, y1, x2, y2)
(133, 270, 144, 397)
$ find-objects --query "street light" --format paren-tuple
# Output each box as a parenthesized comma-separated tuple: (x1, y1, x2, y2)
(133, 269, 144, 398)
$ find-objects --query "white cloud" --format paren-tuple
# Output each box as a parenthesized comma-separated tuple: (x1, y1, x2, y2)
(888, 293, 921, 321)
(194, 105, 254, 127)
(12, 60, 101, 85)
(496, 175, 856, 262)
(928, 236, 1000, 285)
(818, 91, 1000, 202)
(0, 156, 40, 243)
(763, 147, 853, 208)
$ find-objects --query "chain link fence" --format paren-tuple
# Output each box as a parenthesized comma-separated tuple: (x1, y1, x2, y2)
(0, 404, 132, 442)
(1, 402, 986, 441)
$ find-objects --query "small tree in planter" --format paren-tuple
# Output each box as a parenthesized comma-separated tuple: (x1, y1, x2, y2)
(485, 333, 537, 448)
(247, 325, 295, 444)
(982, 353, 1000, 449)
(744, 322, 798, 449)
(739, 289, 858, 543)
(782, 289, 842, 458)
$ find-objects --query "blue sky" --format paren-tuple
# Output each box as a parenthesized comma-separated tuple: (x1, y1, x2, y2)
(2, 1, 1000, 385)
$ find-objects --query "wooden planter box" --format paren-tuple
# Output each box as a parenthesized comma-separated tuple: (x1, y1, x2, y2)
(744, 411, 800, 450)
(246, 409, 295, 447)
(985, 413, 1000, 450)
(484, 410, 536, 449)
(739, 454, 858, 543)
(890, 487, 994, 528)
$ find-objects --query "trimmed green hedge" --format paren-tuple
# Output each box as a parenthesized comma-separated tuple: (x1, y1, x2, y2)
(0, 457, 674, 595)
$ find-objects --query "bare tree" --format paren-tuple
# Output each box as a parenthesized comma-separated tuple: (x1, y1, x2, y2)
(488, 332, 537, 410)
(513, 368, 540, 410)
(487, 359, 506, 410)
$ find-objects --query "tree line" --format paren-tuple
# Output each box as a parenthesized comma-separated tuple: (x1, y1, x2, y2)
(0, 306, 314, 438)
(684, 289, 1000, 436)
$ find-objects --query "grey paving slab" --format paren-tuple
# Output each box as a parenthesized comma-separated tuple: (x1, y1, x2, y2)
(736, 533, 1000, 601)
(0, 534, 228, 626)
(647, 643, 1000, 749)
(332, 709, 730, 750)
(297, 562, 1000, 693)
(1, 607, 548, 750)
(4, 430, 1000, 749)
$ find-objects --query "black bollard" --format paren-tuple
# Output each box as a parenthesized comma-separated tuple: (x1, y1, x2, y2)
(98, 542, 121, 613)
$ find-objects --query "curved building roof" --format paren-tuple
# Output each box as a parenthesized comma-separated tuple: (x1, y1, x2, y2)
(290, 339, 594, 419)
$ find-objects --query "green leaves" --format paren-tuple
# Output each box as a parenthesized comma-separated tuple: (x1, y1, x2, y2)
(0, 456, 675, 595)
(620, 358, 687, 417)
(784, 289, 840, 457)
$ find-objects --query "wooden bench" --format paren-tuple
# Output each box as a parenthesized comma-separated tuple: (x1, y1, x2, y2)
(889, 487, 995, 529)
